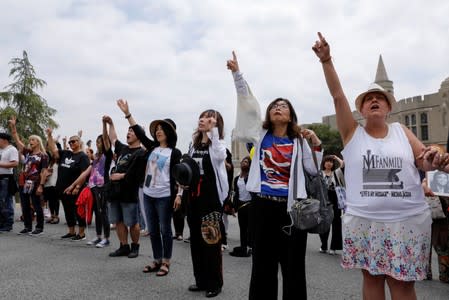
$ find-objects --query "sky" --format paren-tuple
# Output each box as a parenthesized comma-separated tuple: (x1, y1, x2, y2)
(1, 0, 448, 152)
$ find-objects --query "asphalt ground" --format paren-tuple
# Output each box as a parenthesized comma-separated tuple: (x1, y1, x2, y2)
(1, 206, 448, 300)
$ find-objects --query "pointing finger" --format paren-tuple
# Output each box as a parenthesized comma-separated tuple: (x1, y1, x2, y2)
(232, 50, 237, 61)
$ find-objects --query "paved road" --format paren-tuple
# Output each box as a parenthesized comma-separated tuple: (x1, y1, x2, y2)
(1, 208, 448, 300)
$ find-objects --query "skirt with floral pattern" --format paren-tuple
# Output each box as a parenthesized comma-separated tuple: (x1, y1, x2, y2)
(341, 209, 431, 281)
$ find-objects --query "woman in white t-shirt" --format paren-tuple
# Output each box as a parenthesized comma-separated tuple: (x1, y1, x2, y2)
(117, 100, 182, 277)
(313, 32, 449, 299)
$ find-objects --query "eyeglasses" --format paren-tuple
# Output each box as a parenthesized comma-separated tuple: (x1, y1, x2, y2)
(271, 103, 289, 110)
(68, 140, 78, 145)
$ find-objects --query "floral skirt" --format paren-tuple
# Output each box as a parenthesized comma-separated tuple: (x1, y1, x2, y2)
(341, 210, 431, 281)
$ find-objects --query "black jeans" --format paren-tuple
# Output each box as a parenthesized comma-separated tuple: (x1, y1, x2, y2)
(20, 190, 44, 230)
(249, 197, 308, 300)
(91, 186, 110, 238)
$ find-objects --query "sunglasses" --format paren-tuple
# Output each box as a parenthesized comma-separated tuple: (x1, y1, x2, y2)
(68, 140, 78, 145)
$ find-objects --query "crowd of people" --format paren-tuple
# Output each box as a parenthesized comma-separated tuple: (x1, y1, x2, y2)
(1, 32, 449, 299)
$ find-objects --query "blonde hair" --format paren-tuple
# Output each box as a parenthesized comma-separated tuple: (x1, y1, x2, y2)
(29, 135, 46, 153)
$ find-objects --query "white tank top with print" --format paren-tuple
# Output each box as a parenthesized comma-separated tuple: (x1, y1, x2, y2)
(341, 123, 429, 222)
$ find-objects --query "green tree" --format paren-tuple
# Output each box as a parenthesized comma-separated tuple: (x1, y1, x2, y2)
(0, 51, 57, 139)
(305, 123, 343, 156)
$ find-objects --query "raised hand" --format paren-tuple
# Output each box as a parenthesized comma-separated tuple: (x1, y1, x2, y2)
(102, 115, 113, 124)
(312, 32, 331, 63)
(8, 115, 17, 128)
(117, 99, 130, 115)
(46, 128, 53, 136)
(226, 51, 240, 72)
(206, 112, 218, 132)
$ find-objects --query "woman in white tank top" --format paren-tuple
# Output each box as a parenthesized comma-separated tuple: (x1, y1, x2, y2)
(313, 32, 449, 300)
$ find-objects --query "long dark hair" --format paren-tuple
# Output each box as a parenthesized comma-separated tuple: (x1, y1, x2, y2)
(157, 122, 177, 149)
(192, 109, 224, 149)
(262, 98, 301, 139)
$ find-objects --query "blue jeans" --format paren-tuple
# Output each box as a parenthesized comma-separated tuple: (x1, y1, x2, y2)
(143, 194, 173, 260)
(108, 201, 139, 227)
(0, 178, 14, 229)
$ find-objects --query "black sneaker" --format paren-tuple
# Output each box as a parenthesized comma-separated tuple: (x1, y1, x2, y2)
(18, 228, 32, 235)
(30, 229, 44, 236)
(109, 244, 130, 257)
(72, 234, 86, 241)
(128, 243, 140, 258)
(61, 233, 76, 239)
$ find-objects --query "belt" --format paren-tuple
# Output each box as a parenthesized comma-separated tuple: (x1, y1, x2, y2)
(256, 193, 287, 203)
(0, 174, 12, 179)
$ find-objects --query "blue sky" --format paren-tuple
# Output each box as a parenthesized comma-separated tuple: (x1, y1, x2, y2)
(1, 0, 448, 151)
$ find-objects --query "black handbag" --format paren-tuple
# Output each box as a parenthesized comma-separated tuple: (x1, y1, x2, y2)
(287, 138, 333, 234)
(103, 180, 123, 202)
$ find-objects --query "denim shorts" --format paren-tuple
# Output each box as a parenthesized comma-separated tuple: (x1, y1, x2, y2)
(108, 202, 139, 227)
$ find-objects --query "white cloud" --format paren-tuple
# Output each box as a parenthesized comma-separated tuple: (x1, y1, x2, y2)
(1, 0, 448, 151)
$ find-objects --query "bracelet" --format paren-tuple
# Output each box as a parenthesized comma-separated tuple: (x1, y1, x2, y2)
(125, 113, 132, 119)
(320, 56, 332, 63)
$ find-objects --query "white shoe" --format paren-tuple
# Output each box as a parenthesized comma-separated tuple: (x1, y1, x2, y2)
(319, 248, 327, 254)
(87, 237, 102, 245)
(328, 250, 336, 255)
(96, 239, 110, 248)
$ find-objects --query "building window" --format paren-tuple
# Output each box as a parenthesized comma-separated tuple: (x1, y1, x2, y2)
(421, 125, 428, 141)
(411, 126, 417, 136)
(420, 113, 427, 124)
(419, 112, 428, 141)
(411, 114, 416, 125)
(405, 115, 410, 126)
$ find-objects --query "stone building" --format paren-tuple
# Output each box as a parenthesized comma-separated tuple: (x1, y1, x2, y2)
(322, 55, 449, 151)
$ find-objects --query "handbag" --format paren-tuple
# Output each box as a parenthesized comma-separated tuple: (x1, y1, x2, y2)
(103, 180, 123, 202)
(425, 196, 446, 219)
(288, 138, 333, 234)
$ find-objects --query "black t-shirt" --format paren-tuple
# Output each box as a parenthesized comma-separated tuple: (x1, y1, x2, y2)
(112, 140, 146, 203)
(56, 150, 89, 193)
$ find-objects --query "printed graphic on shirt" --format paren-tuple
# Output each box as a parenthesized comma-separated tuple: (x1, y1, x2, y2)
(192, 148, 209, 175)
(360, 150, 410, 198)
(260, 135, 292, 196)
(61, 156, 75, 168)
(23, 153, 46, 181)
(145, 149, 170, 187)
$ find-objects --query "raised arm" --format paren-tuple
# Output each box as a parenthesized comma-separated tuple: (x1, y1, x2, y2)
(117, 99, 137, 126)
(103, 115, 118, 145)
(46, 128, 60, 161)
(227, 51, 252, 97)
(312, 32, 358, 145)
(8, 116, 25, 152)
(102, 116, 111, 152)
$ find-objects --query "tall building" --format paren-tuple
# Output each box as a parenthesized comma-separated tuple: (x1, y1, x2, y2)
(322, 55, 449, 151)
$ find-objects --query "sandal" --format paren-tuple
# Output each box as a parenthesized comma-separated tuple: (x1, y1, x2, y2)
(49, 217, 60, 224)
(142, 261, 161, 273)
(156, 263, 169, 277)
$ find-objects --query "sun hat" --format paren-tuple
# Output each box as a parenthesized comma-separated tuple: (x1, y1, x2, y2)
(149, 118, 177, 140)
(355, 83, 396, 112)
(173, 154, 200, 188)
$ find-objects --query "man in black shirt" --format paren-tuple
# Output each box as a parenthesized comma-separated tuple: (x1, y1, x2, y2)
(103, 115, 146, 258)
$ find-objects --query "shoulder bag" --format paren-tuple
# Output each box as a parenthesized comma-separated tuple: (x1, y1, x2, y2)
(289, 138, 334, 234)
